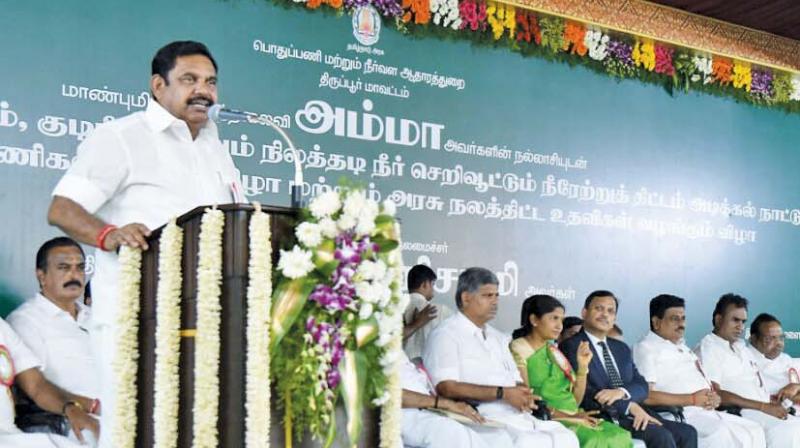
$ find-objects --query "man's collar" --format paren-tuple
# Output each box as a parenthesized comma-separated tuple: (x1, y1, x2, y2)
(144, 99, 218, 138)
(647, 330, 686, 347)
(455, 311, 486, 334)
(583, 328, 606, 345)
(35, 292, 88, 321)
(709, 331, 743, 349)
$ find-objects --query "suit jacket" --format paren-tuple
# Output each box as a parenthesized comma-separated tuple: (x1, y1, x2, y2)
(559, 329, 649, 418)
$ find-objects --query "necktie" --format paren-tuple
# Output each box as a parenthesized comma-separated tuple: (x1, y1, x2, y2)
(598, 341, 624, 388)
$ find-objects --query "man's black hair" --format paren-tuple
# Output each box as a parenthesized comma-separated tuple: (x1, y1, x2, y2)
(152, 41, 218, 83)
(36, 237, 84, 271)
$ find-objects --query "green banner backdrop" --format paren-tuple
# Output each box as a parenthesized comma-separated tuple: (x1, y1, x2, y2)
(2, 0, 800, 354)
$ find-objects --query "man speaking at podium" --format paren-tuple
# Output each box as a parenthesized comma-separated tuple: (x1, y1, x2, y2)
(47, 41, 244, 447)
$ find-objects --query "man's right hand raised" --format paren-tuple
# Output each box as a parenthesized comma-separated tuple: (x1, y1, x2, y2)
(104, 223, 152, 251)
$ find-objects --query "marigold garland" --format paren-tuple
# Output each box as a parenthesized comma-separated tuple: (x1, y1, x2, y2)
(191, 208, 226, 448)
(633, 39, 656, 71)
(153, 220, 184, 448)
(563, 21, 587, 56)
(733, 60, 752, 91)
(402, 0, 430, 24)
(112, 247, 143, 448)
(515, 10, 541, 45)
(245, 205, 273, 448)
(712, 57, 733, 85)
(486, 1, 514, 41)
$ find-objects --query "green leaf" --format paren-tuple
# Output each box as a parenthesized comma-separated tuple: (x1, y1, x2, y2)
(340, 349, 367, 446)
(270, 278, 316, 353)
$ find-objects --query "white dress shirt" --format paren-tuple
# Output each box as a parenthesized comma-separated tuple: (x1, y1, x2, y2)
(695, 333, 769, 402)
(423, 312, 522, 417)
(583, 330, 632, 400)
(400, 352, 434, 395)
(52, 99, 243, 325)
(0, 318, 42, 435)
(747, 347, 800, 397)
(634, 331, 711, 398)
(403, 292, 453, 360)
(7, 294, 98, 398)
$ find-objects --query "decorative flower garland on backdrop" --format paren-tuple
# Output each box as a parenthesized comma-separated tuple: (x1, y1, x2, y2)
(153, 220, 184, 448)
(192, 208, 226, 448)
(268, 0, 800, 112)
(271, 188, 406, 447)
(113, 246, 143, 448)
(245, 204, 273, 448)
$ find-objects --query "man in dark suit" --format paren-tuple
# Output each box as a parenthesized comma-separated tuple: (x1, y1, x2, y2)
(560, 290, 698, 448)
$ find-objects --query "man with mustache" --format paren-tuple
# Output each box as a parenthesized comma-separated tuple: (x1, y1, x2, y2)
(561, 290, 698, 448)
(695, 293, 800, 447)
(633, 294, 765, 448)
(8, 237, 99, 445)
(46, 41, 244, 447)
(423, 267, 579, 448)
(747, 313, 800, 409)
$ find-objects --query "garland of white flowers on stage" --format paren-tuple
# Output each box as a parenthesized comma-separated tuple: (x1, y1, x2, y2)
(113, 246, 143, 448)
(271, 188, 407, 448)
(153, 220, 184, 448)
(192, 208, 225, 448)
(378, 224, 405, 448)
(245, 204, 273, 447)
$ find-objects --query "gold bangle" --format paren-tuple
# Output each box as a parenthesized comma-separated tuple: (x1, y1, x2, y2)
(577, 370, 588, 376)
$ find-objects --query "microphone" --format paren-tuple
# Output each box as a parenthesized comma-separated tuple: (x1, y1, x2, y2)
(208, 104, 257, 123)
(208, 104, 304, 209)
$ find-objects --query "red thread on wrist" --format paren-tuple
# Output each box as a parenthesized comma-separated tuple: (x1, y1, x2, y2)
(96, 224, 117, 251)
(89, 398, 100, 414)
(691, 394, 696, 406)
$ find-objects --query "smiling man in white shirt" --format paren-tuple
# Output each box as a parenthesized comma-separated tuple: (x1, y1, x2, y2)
(633, 294, 765, 448)
(47, 41, 244, 448)
(422, 267, 578, 448)
(8, 237, 100, 444)
(695, 293, 800, 447)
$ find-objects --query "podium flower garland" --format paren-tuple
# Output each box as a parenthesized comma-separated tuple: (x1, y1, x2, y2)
(271, 189, 406, 447)
(245, 205, 273, 448)
(113, 246, 143, 448)
(153, 220, 183, 448)
(192, 208, 226, 448)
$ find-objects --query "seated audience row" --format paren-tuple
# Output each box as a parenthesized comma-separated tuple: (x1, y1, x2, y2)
(401, 265, 800, 448)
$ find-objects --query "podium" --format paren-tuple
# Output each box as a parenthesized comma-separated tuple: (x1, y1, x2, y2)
(132, 204, 379, 447)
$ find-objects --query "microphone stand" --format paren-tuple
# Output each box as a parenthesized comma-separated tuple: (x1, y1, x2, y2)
(215, 109, 304, 209)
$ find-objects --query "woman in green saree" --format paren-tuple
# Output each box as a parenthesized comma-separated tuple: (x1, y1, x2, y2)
(510, 295, 632, 448)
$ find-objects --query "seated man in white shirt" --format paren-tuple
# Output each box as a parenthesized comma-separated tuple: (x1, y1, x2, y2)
(695, 293, 800, 447)
(748, 313, 800, 407)
(401, 351, 512, 447)
(422, 267, 579, 448)
(403, 265, 453, 361)
(633, 294, 765, 448)
(0, 318, 97, 447)
(8, 237, 100, 430)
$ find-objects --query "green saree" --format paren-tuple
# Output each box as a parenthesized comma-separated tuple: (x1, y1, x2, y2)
(510, 338, 632, 448)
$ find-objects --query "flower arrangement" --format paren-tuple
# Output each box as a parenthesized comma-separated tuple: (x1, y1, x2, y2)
(271, 188, 406, 447)
(113, 246, 143, 448)
(153, 220, 183, 448)
(264, 0, 800, 113)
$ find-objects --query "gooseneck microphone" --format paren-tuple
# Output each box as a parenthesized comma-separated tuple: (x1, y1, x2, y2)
(208, 104, 304, 209)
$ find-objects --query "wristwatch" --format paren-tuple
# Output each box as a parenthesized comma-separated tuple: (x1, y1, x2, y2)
(496, 386, 504, 400)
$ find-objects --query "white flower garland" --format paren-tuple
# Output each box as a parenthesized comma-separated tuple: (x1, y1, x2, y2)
(379, 224, 405, 448)
(113, 246, 143, 448)
(245, 205, 273, 448)
(192, 208, 225, 448)
(153, 220, 184, 448)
